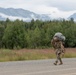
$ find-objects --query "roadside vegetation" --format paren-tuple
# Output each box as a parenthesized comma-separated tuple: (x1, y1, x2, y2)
(0, 48, 76, 62)
(0, 18, 76, 62)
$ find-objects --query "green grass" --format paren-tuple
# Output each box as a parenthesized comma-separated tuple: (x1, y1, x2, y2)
(64, 53, 76, 58)
(0, 49, 76, 62)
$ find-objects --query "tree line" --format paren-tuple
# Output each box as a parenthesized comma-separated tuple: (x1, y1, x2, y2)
(0, 18, 76, 49)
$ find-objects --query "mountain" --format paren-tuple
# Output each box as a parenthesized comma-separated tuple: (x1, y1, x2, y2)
(68, 13, 76, 21)
(0, 7, 51, 21)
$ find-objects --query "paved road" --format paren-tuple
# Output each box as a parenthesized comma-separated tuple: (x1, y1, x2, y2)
(0, 58, 76, 75)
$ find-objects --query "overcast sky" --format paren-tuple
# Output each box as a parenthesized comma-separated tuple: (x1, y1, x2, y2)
(0, 0, 76, 18)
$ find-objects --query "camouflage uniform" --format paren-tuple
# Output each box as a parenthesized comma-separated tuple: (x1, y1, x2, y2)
(51, 37, 65, 65)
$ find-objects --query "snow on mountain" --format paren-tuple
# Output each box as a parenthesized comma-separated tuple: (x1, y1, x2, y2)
(68, 13, 76, 21)
(0, 7, 76, 21)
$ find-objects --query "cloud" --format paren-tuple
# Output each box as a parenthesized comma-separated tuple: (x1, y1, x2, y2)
(50, 10, 76, 19)
(46, 0, 76, 11)
(0, 13, 31, 21)
(1, 0, 76, 11)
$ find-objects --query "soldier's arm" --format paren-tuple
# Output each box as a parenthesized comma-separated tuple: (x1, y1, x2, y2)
(60, 41, 65, 53)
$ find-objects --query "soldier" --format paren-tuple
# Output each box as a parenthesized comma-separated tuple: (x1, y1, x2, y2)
(51, 32, 65, 65)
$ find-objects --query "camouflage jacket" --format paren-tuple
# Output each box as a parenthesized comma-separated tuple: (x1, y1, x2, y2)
(51, 39, 65, 53)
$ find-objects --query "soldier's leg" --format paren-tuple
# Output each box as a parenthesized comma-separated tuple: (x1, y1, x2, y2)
(54, 51, 58, 65)
(54, 51, 63, 65)
(57, 53, 63, 65)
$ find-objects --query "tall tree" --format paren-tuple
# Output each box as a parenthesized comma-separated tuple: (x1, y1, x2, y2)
(2, 20, 26, 49)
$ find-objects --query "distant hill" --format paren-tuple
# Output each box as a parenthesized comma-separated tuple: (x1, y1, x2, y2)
(68, 13, 76, 21)
(0, 7, 76, 21)
(0, 7, 51, 21)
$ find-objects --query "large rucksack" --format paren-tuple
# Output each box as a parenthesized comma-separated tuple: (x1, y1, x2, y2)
(53, 32, 65, 42)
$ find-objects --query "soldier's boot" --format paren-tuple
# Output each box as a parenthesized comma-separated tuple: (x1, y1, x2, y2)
(54, 61, 58, 65)
(59, 59, 63, 65)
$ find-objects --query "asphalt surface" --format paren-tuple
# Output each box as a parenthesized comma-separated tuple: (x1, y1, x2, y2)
(0, 58, 76, 75)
